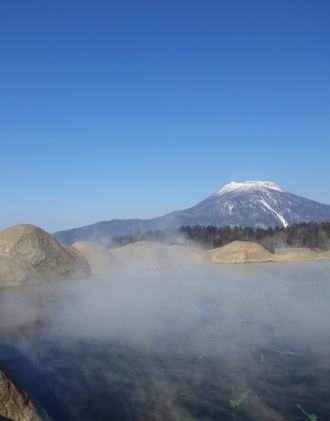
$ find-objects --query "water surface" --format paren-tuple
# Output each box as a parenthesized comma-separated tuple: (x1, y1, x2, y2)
(0, 262, 329, 421)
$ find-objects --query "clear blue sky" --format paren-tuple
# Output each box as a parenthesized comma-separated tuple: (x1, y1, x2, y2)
(1, 0, 329, 232)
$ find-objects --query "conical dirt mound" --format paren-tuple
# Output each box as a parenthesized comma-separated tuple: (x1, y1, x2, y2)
(0, 224, 90, 285)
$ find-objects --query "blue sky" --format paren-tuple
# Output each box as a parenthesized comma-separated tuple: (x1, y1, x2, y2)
(1, 0, 329, 232)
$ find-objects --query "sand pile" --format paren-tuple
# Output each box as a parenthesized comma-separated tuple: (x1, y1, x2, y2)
(208, 241, 276, 263)
(0, 253, 43, 287)
(275, 248, 321, 261)
(167, 245, 211, 265)
(319, 250, 330, 260)
(0, 224, 90, 287)
(111, 241, 170, 268)
(72, 241, 116, 274)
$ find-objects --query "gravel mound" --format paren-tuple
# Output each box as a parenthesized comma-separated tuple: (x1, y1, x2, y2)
(111, 241, 170, 268)
(167, 245, 211, 265)
(275, 248, 321, 261)
(208, 241, 275, 263)
(0, 224, 90, 286)
(72, 241, 116, 274)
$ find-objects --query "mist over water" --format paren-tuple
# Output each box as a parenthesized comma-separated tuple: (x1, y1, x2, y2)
(0, 262, 329, 421)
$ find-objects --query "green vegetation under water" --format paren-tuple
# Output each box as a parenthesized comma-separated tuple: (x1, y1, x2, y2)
(277, 348, 301, 356)
(229, 390, 251, 408)
(2, 337, 325, 421)
(297, 404, 318, 421)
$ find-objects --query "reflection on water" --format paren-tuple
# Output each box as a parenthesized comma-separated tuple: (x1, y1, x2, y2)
(0, 262, 329, 421)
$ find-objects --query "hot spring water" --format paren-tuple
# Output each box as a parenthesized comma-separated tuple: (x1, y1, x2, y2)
(0, 262, 329, 421)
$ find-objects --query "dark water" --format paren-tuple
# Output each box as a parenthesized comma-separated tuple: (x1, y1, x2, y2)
(0, 262, 329, 421)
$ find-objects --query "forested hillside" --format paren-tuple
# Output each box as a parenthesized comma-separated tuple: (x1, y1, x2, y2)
(110, 221, 330, 252)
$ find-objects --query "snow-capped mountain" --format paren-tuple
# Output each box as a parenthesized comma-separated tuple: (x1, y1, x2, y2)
(53, 181, 330, 244)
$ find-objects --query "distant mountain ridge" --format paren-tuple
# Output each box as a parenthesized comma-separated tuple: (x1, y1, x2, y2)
(53, 181, 330, 245)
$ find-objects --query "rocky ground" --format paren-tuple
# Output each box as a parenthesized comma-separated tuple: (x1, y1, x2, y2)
(0, 224, 90, 287)
(0, 359, 52, 421)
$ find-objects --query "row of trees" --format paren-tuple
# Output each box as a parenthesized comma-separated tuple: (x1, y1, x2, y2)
(110, 221, 330, 252)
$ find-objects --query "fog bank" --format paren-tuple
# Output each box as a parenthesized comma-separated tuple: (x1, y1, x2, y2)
(0, 262, 329, 421)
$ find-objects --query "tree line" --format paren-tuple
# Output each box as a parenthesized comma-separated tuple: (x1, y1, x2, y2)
(109, 221, 330, 252)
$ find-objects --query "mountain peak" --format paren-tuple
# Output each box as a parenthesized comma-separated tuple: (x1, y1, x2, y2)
(212, 181, 287, 197)
(53, 180, 330, 244)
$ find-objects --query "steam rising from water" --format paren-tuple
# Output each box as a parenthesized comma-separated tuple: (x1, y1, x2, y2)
(0, 262, 329, 420)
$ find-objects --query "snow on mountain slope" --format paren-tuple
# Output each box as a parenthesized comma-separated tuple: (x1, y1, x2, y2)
(212, 181, 287, 196)
(259, 199, 288, 227)
(168, 180, 330, 229)
(53, 181, 330, 244)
